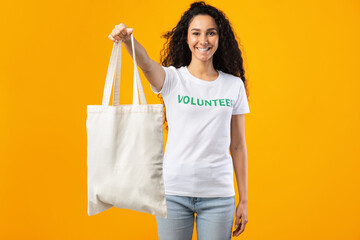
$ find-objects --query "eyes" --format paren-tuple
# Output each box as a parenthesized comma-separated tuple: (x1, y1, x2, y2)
(192, 32, 216, 36)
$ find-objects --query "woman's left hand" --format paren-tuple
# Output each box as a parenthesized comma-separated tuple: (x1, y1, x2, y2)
(232, 201, 248, 237)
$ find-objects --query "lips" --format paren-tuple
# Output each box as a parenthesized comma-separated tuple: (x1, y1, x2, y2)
(196, 47, 211, 52)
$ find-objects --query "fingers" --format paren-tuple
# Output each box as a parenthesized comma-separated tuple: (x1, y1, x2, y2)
(233, 214, 240, 237)
(234, 215, 240, 230)
(233, 221, 243, 237)
(232, 216, 248, 237)
(108, 23, 134, 43)
(108, 27, 123, 43)
(108, 34, 118, 42)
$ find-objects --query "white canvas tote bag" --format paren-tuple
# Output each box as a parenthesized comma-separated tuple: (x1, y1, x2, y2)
(86, 33, 167, 218)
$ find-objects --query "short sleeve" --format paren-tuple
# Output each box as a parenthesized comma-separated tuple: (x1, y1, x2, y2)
(232, 79, 250, 115)
(150, 66, 178, 97)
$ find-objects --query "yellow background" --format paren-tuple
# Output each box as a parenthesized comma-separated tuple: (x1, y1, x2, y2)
(1, 0, 359, 239)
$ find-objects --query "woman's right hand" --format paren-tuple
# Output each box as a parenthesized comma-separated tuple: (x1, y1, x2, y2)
(108, 23, 134, 43)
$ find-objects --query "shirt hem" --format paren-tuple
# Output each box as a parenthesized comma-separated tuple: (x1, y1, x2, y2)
(165, 190, 235, 198)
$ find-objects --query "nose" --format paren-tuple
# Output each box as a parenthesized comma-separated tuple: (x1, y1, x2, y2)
(200, 41, 208, 47)
(200, 36, 209, 46)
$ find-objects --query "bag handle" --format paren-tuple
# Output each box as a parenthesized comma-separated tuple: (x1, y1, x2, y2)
(102, 33, 147, 106)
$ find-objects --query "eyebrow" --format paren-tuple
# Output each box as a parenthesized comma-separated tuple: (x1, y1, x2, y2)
(191, 28, 217, 31)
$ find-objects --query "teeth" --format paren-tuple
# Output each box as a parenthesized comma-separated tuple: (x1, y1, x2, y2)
(197, 47, 210, 52)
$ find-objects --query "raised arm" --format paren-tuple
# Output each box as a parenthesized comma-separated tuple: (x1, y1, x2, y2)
(109, 23, 165, 93)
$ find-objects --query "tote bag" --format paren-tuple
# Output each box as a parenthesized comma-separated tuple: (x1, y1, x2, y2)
(86, 33, 167, 218)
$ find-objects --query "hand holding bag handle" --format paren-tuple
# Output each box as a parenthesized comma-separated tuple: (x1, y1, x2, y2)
(102, 33, 147, 108)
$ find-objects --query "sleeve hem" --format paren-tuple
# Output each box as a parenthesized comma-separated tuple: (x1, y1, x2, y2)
(232, 110, 250, 115)
(150, 66, 168, 95)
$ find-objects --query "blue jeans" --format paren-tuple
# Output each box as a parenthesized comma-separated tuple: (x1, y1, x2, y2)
(155, 194, 235, 240)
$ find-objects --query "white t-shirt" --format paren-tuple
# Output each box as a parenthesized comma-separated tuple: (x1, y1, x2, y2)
(150, 65, 250, 197)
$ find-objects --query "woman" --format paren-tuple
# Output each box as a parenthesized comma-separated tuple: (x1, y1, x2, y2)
(108, 1, 249, 239)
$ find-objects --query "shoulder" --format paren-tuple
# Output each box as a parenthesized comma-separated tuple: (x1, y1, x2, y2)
(219, 71, 244, 87)
(162, 65, 181, 71)
(162, 65, 185, 78)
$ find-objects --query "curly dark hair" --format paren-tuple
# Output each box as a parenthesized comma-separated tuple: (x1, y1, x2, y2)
(156, 0, 250, 132)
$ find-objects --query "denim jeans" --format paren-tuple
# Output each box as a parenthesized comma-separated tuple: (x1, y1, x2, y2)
(155, 194, 235, 240)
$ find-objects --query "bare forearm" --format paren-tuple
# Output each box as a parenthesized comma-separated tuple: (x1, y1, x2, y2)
(230, 145, 248, 203)
(122, 37, 152, 72)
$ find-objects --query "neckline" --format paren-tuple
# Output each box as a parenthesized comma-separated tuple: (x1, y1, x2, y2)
(183, 66, 221, 85)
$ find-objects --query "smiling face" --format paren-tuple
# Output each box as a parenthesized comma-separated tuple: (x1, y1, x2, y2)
(187, 14, 219, 63)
